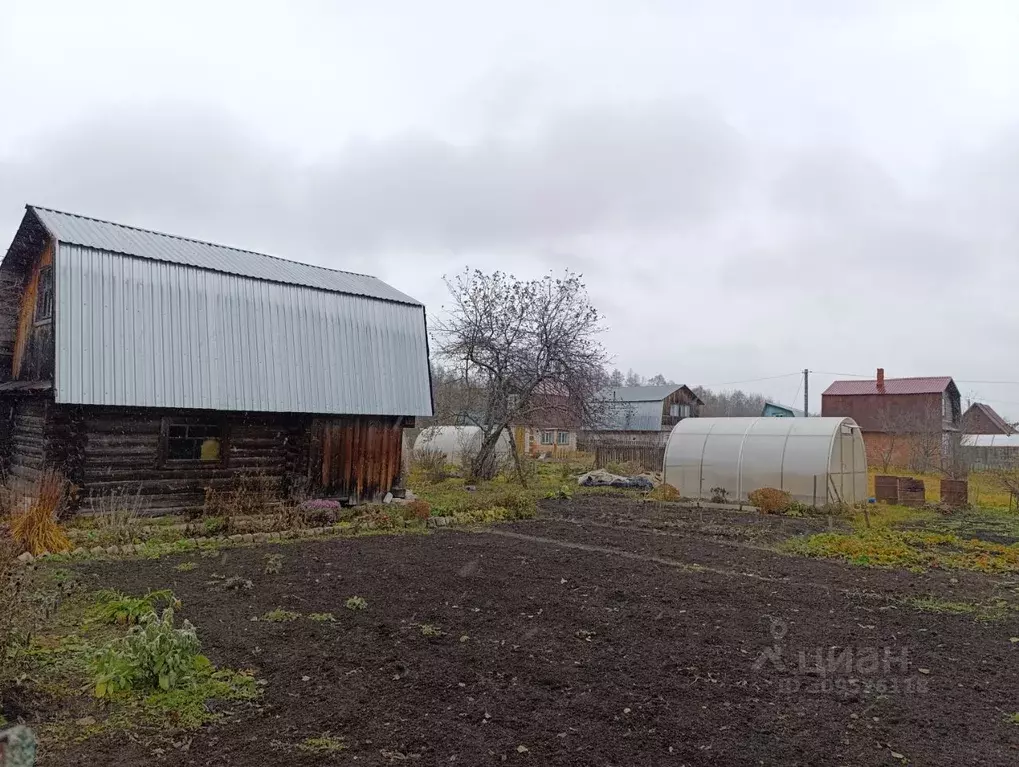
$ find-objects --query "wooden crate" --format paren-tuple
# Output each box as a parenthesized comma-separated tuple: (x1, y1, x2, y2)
(940, 479, 968, 508)
(898, 478, 926, 507)
(874, 475, 900, 504)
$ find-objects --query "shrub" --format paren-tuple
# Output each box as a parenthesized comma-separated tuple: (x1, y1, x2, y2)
(647, 483, 680, 502)
(90, 589, 180, 625)
(91, 608, 206, 697)
(411, 448, 451, 484)
(8, 470, 75, 555)
(89, 485, 147, 543)
(709, 486, 729, 504)
(203, 473, 282, 532)
(401, 499, 432, 522)
(747, 488, 793, 515)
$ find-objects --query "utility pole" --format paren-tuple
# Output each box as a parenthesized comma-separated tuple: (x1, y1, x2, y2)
(803, 369, 809, 417)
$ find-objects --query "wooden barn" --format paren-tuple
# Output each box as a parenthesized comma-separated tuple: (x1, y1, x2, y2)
(0, 205, 433, 514)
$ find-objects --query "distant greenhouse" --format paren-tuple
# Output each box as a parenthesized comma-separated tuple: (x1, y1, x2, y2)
(413, 426, 512, 466)
(664, 417, 867, 506)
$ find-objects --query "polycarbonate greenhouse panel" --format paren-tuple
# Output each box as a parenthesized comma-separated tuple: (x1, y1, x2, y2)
(663, 417, 868, 505)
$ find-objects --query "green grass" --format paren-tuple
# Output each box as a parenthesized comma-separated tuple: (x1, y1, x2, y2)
(261, 608, 301, 622)
(904, 596, 1016, 621)
(297, 735, 347, 753)
(1006, 713, 1019, 725)
(784, 528, 1019, 573)
(308, 613, 335, 622)
(174, 561, 197, 572)
(344, 596, 368, 611)
(19, 581, 261, 751)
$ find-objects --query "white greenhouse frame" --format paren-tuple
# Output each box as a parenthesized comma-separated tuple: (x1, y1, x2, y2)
(412, 426, 512, 465)
(663, 417, 868, 506)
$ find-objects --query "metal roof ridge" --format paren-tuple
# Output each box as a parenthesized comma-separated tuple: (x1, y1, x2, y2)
(28, 204, 385, 283)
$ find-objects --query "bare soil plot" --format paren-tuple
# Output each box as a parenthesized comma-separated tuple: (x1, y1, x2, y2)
(43, 497, 1019, 766)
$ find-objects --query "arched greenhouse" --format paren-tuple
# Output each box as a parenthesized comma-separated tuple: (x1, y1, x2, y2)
(412, 426, 512, 465)
(663, 417, 867, 506)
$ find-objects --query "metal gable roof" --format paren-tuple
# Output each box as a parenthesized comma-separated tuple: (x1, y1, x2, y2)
(822, 377, 955, 396)
(28, 205, 420, 305)
(598, 385, 683, 402)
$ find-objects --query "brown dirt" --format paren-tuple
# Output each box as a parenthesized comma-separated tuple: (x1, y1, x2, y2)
(39, 496, 1019, 766)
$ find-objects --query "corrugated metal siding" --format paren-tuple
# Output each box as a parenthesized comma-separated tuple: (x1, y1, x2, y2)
(32, 206, 418, 305)
(54, 245, 432, 415)
(598, 400, 665, 431)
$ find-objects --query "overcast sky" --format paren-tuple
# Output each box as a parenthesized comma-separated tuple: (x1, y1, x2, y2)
(3, 0, 1019, 414)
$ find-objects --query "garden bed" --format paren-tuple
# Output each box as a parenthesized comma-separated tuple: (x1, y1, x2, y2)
(18, 495, 1018, 766)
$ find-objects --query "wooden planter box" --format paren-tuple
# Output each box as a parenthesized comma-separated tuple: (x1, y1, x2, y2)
(874, 475, 900, 504)
(940, 479, 968, 508)
(898, 478, 926, 507)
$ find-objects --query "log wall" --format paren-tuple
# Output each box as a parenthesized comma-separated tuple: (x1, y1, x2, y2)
(78, 407, 307, 515)
(0, 399, 409, 515)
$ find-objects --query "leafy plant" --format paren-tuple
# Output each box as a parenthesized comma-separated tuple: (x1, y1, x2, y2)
(544, 486, 573, 500)
(344, 596, 368, 611)
(261, 608, 301, 622)
(202, 517, 225, 536)
(1006, 712, 1019, 725)
(747, 488, 793, 515)
(8, 470, 75, 554)
(308, 613, 336, 622)
(174, 561, 197, 572)
(263, 553, 283, 574)
(91, 608, 205, 697)
(90, 589, 179, 625)
(709, 486, 728, 504)
(419, 623, 444, 637)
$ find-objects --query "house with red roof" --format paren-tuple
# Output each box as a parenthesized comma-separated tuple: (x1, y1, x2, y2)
(961, 402, 1016, 435)
(821, 368, 961, 471)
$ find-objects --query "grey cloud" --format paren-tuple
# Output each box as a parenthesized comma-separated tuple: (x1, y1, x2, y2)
(2, 100, 748, 263)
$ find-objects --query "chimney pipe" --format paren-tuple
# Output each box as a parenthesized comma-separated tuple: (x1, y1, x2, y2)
(877, 368, 885, 393)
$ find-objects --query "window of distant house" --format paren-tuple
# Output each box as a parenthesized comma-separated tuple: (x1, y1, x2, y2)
(541, 430, 554, 445)
(669, 404, 679, 417)
(35, 266, 53, 322)
(680, 404, 691, 418)
(557, 431, 569, 445)
(162, 417, 224, 463)
(942, 394, 950, 419)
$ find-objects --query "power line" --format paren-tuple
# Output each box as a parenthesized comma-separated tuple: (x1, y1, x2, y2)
(699, 372, 801, 388)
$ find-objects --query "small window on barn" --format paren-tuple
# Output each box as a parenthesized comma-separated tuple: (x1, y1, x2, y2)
(670, 404, 679, 417)
(541, 430, 554, 445)
(35, 266, 53, 322)
(557, 431, 570, 445)
(680, 404, 691, 418)
(163, 418, 224, 463)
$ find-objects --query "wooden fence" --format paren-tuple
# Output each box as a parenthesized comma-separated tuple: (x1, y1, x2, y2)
(591, 444, 666, 472)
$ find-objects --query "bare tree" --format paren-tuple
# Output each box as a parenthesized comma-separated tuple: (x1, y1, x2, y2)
(624, 369, 644, 387)
(871, 404, 910, 473)
(693, 386, 767, 417)
(434, 269, 608, 482)
(607, 368, 625, 387)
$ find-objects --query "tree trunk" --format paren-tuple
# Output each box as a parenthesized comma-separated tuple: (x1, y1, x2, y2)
(469, 427, 507, 481)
